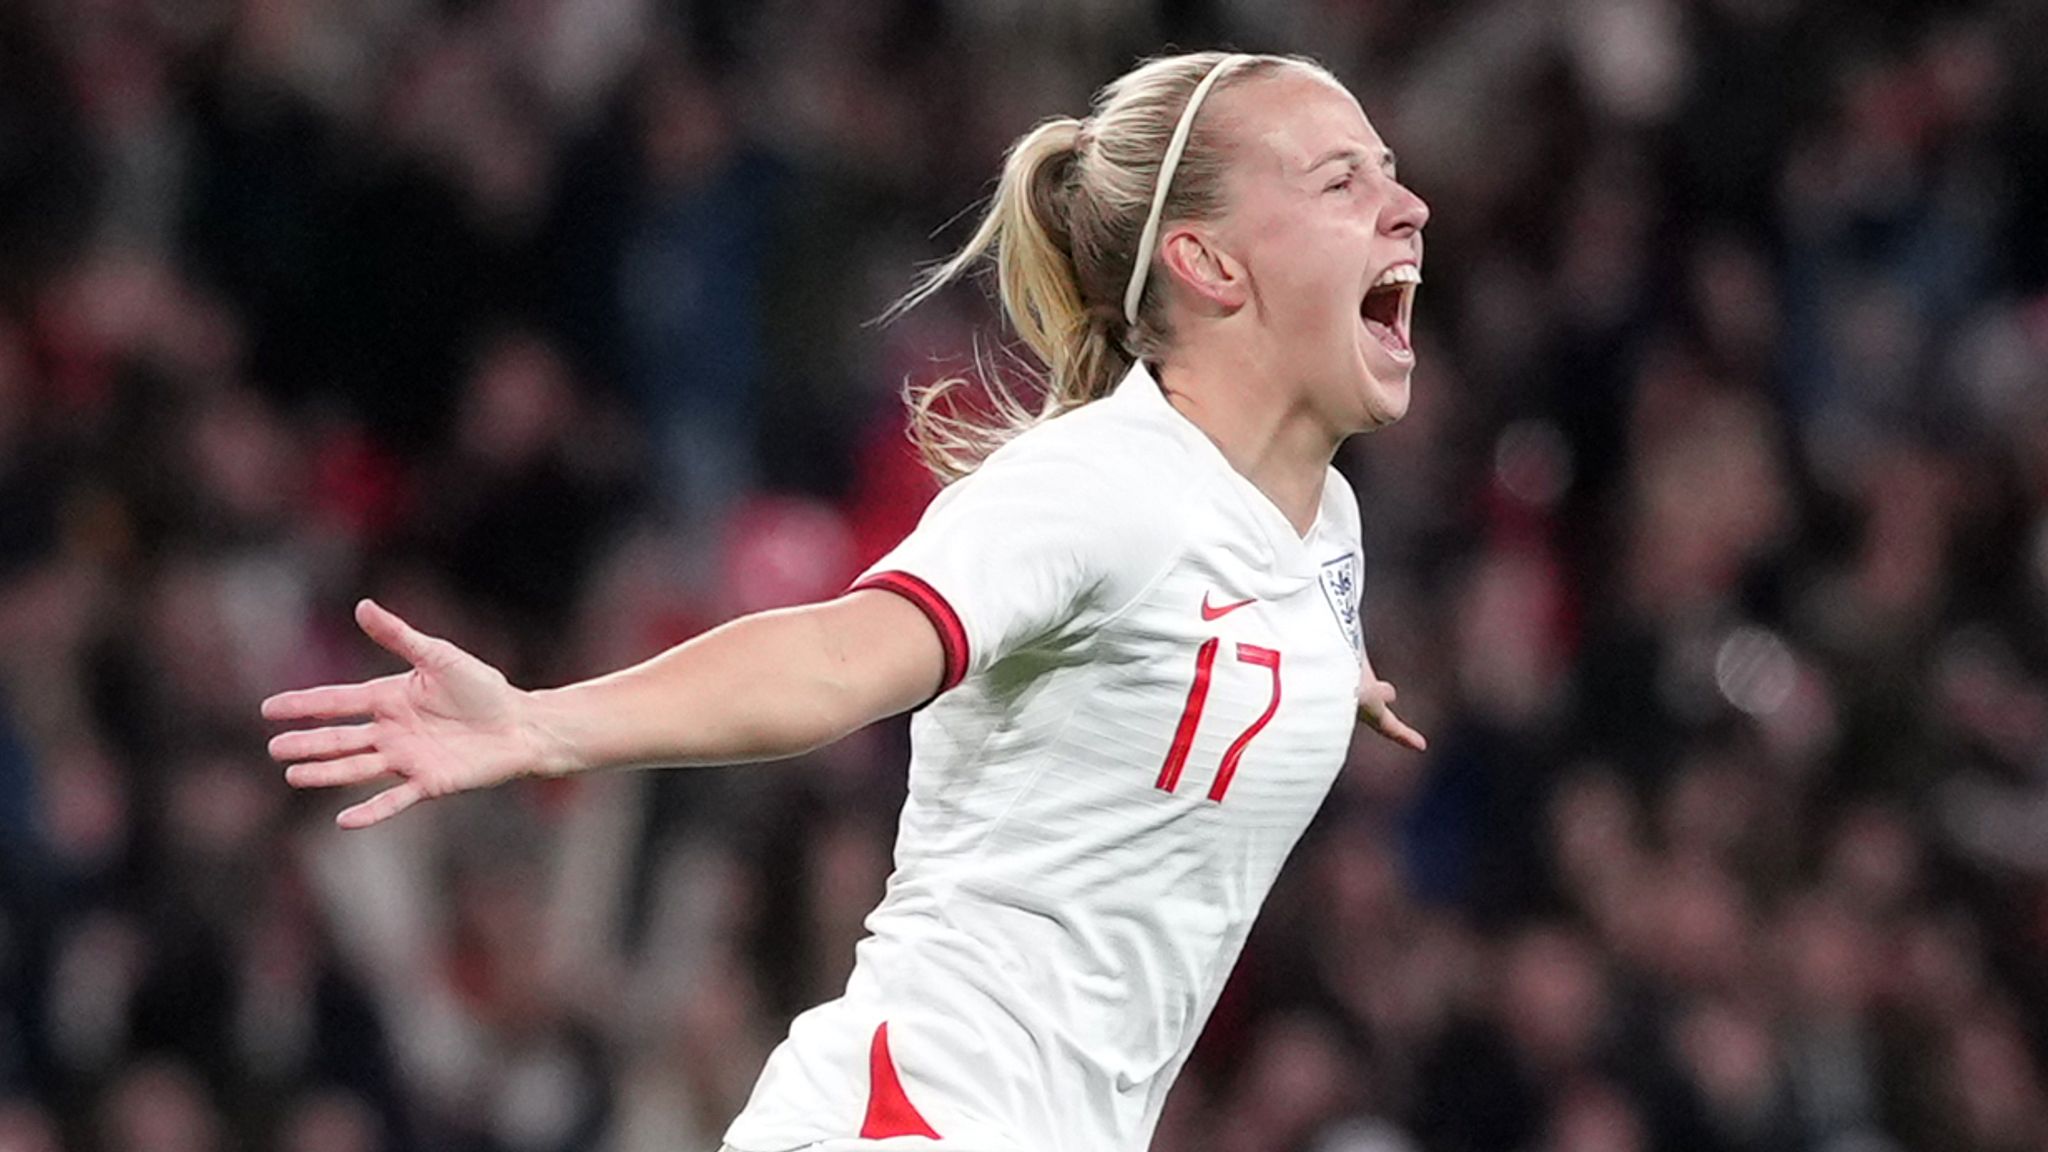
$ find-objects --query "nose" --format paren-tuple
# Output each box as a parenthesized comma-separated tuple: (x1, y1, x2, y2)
(1382, 180, 1429, 238)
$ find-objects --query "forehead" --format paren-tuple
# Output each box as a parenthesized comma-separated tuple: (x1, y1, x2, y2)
(1214, 69, 1389, 181)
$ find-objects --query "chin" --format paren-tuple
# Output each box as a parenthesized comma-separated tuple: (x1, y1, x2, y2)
(1354, 360, 1413, 430)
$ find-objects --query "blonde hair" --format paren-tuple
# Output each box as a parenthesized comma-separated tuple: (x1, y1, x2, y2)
(886, 50, 1333, 482)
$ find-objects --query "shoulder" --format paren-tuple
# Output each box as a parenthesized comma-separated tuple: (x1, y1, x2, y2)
(915, 401, 1191, 601)
(963, 396, 1196, 525)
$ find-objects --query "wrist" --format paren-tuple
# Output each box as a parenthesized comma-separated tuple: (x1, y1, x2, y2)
(520, 687, 590, 779)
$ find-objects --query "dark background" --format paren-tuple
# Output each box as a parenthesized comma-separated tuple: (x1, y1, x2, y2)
(3, 1, 2048, 1150)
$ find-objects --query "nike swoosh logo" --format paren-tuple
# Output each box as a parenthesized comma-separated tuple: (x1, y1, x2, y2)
(1200, 592, 1256, 621)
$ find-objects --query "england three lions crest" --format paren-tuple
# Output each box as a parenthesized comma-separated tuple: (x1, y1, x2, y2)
(1319, 552, 1363, 656)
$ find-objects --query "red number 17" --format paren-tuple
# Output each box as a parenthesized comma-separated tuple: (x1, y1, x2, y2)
(1155, 641, 1283, 803)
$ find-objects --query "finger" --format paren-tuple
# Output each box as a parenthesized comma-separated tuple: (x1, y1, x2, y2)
(337, 781, 425, 829)
(285, 753, 389, 789)
(263, 682, 381, 722)
(268, 723, 377, 764)
(356, 598, 441, 668)
(1372, 708, 1429, 753)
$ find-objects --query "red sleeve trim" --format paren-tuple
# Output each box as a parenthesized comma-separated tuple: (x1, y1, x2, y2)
(851, 570, 970, 696)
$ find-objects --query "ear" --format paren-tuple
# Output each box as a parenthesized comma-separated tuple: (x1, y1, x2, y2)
(1157, 225, 1248, 313)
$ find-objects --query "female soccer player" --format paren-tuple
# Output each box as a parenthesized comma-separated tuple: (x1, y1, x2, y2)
(264, 49, 1428, 1152)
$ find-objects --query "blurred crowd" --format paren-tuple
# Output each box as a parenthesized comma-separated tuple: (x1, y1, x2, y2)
(3, 0, 2048, 1150)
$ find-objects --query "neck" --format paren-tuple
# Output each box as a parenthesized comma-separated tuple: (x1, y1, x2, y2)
(1153, 344, 1340, 536)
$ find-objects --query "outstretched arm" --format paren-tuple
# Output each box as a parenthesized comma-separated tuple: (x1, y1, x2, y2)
(263, 592, 944, 828)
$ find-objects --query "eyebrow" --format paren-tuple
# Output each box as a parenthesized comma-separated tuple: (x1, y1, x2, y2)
(1307, 146, 1398, 179)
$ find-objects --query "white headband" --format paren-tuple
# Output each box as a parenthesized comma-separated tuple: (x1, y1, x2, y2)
(1123, 53, 1252, 328)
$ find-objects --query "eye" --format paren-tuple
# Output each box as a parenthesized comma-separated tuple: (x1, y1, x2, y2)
(1325, 175, 1354, 194)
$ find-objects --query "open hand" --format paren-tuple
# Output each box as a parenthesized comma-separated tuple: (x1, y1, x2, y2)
(263, 599, 549, 828)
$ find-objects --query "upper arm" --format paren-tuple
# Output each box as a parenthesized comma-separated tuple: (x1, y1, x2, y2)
(802, 586, 953, 725)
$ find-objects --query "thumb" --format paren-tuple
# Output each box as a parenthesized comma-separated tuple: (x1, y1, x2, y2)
(1358, 678, 1396, 709)
(356, 598, 440, 667)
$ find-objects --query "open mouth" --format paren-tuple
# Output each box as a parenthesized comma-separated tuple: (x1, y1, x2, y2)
(1361, 263, 1419, 362)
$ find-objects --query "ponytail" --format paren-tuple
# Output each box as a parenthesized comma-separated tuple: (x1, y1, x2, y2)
(885, 117, 1130, 483)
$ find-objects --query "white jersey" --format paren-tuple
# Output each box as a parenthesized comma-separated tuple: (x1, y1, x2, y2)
(723, 362, 1369, 1152)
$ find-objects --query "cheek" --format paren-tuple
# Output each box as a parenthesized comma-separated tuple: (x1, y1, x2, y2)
(1254, 241, 1358, 331)
(1238, 204, 1371, 331)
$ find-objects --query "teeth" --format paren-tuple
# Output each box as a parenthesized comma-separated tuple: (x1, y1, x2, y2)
(1371, 265, 1421, 289)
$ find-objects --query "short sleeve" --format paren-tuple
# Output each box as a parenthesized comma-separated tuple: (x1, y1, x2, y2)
(852, 441, 1177, 695)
